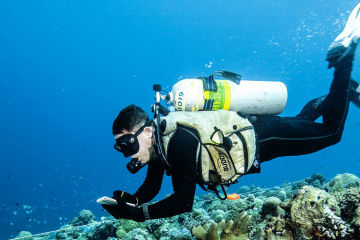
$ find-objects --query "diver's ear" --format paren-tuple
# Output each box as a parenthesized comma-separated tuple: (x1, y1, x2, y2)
(144, 127, 153, 138)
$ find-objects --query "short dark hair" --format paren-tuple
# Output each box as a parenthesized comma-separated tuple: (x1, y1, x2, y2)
(112, 105, 149, 135)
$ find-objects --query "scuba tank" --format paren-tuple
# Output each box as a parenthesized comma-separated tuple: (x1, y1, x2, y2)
(167, 71, 287, 115)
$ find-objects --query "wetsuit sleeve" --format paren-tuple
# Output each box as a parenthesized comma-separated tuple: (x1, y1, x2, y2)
(146, 127, 198, 219)
(133, 156, 165, 205)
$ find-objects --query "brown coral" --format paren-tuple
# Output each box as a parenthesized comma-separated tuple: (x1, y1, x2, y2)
(192, 211, 251, 240)
(338, 187, 360, 222)
(288, 185, 352, 239)
(261, 216, 293, 240)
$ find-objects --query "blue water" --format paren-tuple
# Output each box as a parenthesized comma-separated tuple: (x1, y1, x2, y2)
(1, 0, 360, 239)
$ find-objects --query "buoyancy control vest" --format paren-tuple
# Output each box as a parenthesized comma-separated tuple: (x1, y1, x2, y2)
(158, 110, 256, 197)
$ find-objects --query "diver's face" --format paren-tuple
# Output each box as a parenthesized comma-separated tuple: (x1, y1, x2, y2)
(114, 126, 154, 164)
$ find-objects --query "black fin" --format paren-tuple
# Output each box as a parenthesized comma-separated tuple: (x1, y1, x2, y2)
(214, 70, 241, 84)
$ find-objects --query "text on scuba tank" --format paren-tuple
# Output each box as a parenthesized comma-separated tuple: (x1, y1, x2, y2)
(176, 92, 184, 111)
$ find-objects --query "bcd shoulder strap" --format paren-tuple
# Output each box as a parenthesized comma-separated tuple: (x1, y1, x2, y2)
(181, 126, 229, 200)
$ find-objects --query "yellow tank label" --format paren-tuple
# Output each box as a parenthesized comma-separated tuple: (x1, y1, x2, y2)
(204, 90, 215, 100)
(222, 81, 231, 110)
(210, 80, 231, 110)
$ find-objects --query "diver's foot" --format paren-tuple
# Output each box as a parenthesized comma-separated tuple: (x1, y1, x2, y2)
(350, 79, 360, 107)
(327, 3, 360, 68)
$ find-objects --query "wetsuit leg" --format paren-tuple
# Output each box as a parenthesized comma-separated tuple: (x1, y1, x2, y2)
(254, 55, 354, 163)
(295, 95, 326, 121)
(295, 78, 359, 121)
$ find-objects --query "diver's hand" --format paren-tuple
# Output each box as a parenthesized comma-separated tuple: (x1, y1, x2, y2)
(113, 190, 139, 207)
(102, 201, 144, 222)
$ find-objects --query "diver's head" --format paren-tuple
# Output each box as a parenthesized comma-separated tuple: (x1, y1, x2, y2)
(113, 105, 155, 173)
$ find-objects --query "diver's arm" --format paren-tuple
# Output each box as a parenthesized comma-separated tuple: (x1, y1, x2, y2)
(133, 156, 165, 205)
(102, 176, 196, 222)
(146, 171, 197, 219)
(101, 158, 165, 222)
(102, 127, 198, 221)
(145, 127, 198, 219)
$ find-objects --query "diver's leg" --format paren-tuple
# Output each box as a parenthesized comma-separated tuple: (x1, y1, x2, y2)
(254, 3, 360, 163)
(295, 95, 326, 121)
(255, 55, 355, 163)
(350, 79, 360, 107)
(253, 115, 334, 162)
(322, 55, 353, 134)
(295, 78, 359, 122)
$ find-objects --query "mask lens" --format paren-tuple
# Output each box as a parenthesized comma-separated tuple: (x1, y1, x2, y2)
(114, 135, 139, 157)
(114, 119, 151, 157)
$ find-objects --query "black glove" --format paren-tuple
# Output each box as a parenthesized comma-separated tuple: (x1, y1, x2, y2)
(102, 201, 144, 222)
(112, 190, 139, 206)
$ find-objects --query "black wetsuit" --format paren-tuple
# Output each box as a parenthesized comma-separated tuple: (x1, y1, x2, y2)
(132, 127, 199, 219)
(132, 55, 354, 220)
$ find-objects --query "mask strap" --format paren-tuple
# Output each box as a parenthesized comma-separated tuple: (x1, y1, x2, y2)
(132, 118, 152, 138)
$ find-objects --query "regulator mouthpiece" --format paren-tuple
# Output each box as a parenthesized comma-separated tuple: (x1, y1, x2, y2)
(126, 158, 145, 174)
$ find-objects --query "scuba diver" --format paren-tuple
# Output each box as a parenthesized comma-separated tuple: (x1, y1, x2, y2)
(98, 3, 360, 222)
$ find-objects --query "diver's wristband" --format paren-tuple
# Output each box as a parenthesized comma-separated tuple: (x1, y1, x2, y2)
(135, 197, 139, 207)
(142, 203, 150, 220)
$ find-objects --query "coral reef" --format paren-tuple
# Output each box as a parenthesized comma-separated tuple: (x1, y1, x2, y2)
(261, 197, 284, 217)
(287, 185, 353, 239)
(260, 216, 293, 240)
(325, 173, 360, 193)
(71, 209, 96, 226)
(353, 207, 360, 235)
(122, 228, 154, 240)
(192, 211, 251, 240)
(337, 187, 360, 235)
(14, 231, 33, 240)
(339, 187, 360, 220)
(13, 173, 360, 240)
(288, 185, 338, 238)
(86, 219, 117, 239)
(304, 173, 327, 189)
(116, 219, 146, 238)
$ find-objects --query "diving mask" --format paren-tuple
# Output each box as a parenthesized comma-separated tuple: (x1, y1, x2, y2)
(114, 119, 153, 157)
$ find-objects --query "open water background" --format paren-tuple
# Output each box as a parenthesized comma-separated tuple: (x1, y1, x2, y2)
(1, 0, 360, 239)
